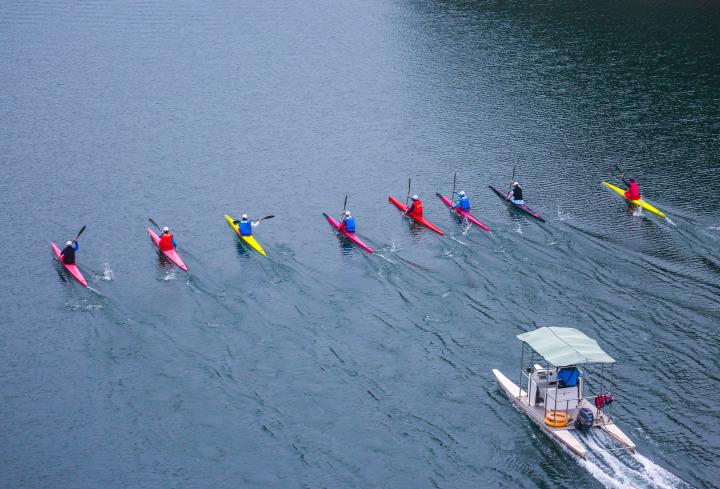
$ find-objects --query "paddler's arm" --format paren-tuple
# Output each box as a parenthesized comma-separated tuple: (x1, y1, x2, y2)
(73, 241, 78, 251)
(620, 173, 631, 188)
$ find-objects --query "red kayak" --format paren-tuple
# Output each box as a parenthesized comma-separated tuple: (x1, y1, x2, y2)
(388, 196, 444, 235)
(323, 213, 373, 253)
(147, 228, 188, 271)
(436, 193, 490, 231)
(51, 241, 88, 287)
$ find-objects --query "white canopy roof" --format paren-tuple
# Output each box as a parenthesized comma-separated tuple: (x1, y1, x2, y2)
(517, 327, 615, 367)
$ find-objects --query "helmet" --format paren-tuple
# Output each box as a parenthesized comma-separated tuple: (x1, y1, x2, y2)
(512, 181, 519, 187)
(344, 211, 351, 217)
(163, 226, 169, 232)
(458, 191, 466, 197)
(629, 178, 635, 183)
(411, 195, 419, 201)
(241, 214, 248, 220)
(66, 241, 73, 246)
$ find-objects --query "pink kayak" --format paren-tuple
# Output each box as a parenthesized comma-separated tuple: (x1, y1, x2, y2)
(388, 196, 444, 235)
(436, 193, 490, 231)
(51, 241, 88, 287)
(147, 228, 188, 271)
(323, 213, 373, 253)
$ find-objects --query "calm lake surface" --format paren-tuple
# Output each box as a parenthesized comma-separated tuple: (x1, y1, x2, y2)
(2, 1, 719, 487)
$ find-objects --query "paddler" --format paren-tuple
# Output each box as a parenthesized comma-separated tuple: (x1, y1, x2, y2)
(407, 194, 424, 217)
(59, 240, 78, 265)
(620, 173, 641, 201)
(452, 190, 471, 211)
(158, 226, 177, 251)
(508, 181, 525, 205)
(238, 214, 259, 237)
(338, 210, 356, 233)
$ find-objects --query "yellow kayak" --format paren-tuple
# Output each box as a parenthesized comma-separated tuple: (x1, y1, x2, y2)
(601, 182, 666, 218)
(224, 214, 267, 256)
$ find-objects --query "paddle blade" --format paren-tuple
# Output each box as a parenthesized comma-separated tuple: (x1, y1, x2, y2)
(74, 225, 86, 241)
(148, 218, 161, 231)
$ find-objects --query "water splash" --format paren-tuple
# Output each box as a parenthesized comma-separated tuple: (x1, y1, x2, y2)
(557, 204, 568, 221)
(100, 262, 114, 281)
(579, 432, 689, 489)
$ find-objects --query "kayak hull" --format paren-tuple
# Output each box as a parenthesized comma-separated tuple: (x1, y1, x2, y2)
(601, 182, 666, 218)
(323, 213, 373, 253)
(224, 214, 267, 256)
(51, 241, 88, 287)
(436, 193, 490, 231)
(147, 228, 188, 271)
(488, 186, 545, 222)
(388, 196, 444, 235)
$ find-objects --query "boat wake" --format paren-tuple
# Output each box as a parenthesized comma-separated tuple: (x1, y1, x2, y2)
(579, 433, 689, 489)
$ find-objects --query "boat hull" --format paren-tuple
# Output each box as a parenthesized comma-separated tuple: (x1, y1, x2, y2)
(601, 182, 666, 218)
(492, 368, 636, 458)
(388, 196, 444, 235)
(323, 213, 373, 253)
(436, 193, 490, 231)
(51, 241, 88, 287)
(224, 214, 267, 256)
(488, 186, 545, 222)
(147, 228, 188, 271)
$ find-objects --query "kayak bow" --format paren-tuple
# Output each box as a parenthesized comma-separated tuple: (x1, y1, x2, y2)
(488, 186, 545, 222)
(323, 213, 373, 253)
(147, 228, 188, 271)
(224, 214, 267, 256)
(601, 182, 666, 219)
(51, 241, 88, 287)
(388, 196, 444, 235)
(436, 193, 490, 231)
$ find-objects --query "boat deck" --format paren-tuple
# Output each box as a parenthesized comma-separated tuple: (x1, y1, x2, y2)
(492, 369, 635, 458)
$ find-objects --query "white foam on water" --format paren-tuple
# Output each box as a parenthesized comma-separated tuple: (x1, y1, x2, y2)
(514, 223, 523, 234)
(708, 225, 719, 231)
(557, 204, 568, 221)
(100, 262, 114, 281)
(161, 268, 176, 281)
(450, 236, 467, 246)
(579, 432, 689, 489)
(633, 207, 643, 217)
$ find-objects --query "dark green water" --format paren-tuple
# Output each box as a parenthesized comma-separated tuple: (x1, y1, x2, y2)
(2, 1, 719, 487)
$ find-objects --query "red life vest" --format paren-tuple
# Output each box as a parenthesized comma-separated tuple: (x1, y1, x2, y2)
(409, 200, 423, 217)
(158, 232, 174, 251)
(625, 181, 641, 201)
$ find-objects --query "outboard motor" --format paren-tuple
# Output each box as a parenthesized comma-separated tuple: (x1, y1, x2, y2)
(574, 407, 594, 433)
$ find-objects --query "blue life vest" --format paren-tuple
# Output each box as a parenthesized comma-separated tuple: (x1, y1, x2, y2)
(343, 217, 356, 233)
(459, 196, 471, 211)
(239, 220, 253, 236)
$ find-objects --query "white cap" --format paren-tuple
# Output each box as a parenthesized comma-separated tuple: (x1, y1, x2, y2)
(66, 241, 73, 246)
(458, 191, 466, 197)
(241, 214, 248, 220)
(512, 181, 519, 187)
(411, 194, 419, 201)
(345, 211, 351, 217)
(163, 226, 169, 232)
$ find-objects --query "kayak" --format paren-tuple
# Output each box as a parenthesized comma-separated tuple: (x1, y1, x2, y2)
(436, 193, 490, 231)
(488, 186, 545, 222)
(601, 182, 666, 218)
(388, 196, 444, 235)
(224, 214, 267, 256)
(51, 241, 88, 287)
(147, 228, 188, 271)
(323, 213, 373, 253)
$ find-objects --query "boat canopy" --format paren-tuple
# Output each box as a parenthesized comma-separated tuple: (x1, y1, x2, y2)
(517, 327, 615, 366)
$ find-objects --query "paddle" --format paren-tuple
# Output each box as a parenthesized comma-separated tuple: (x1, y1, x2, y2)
(233, 215, 275, 225)
(148, 218, 161, 231)
(507, 166, 516, 199)
(340, 195, 348, 220)
(74, 225, 86, 242)
(405, 177, 412, 206)
(452, 172, 457, 200)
